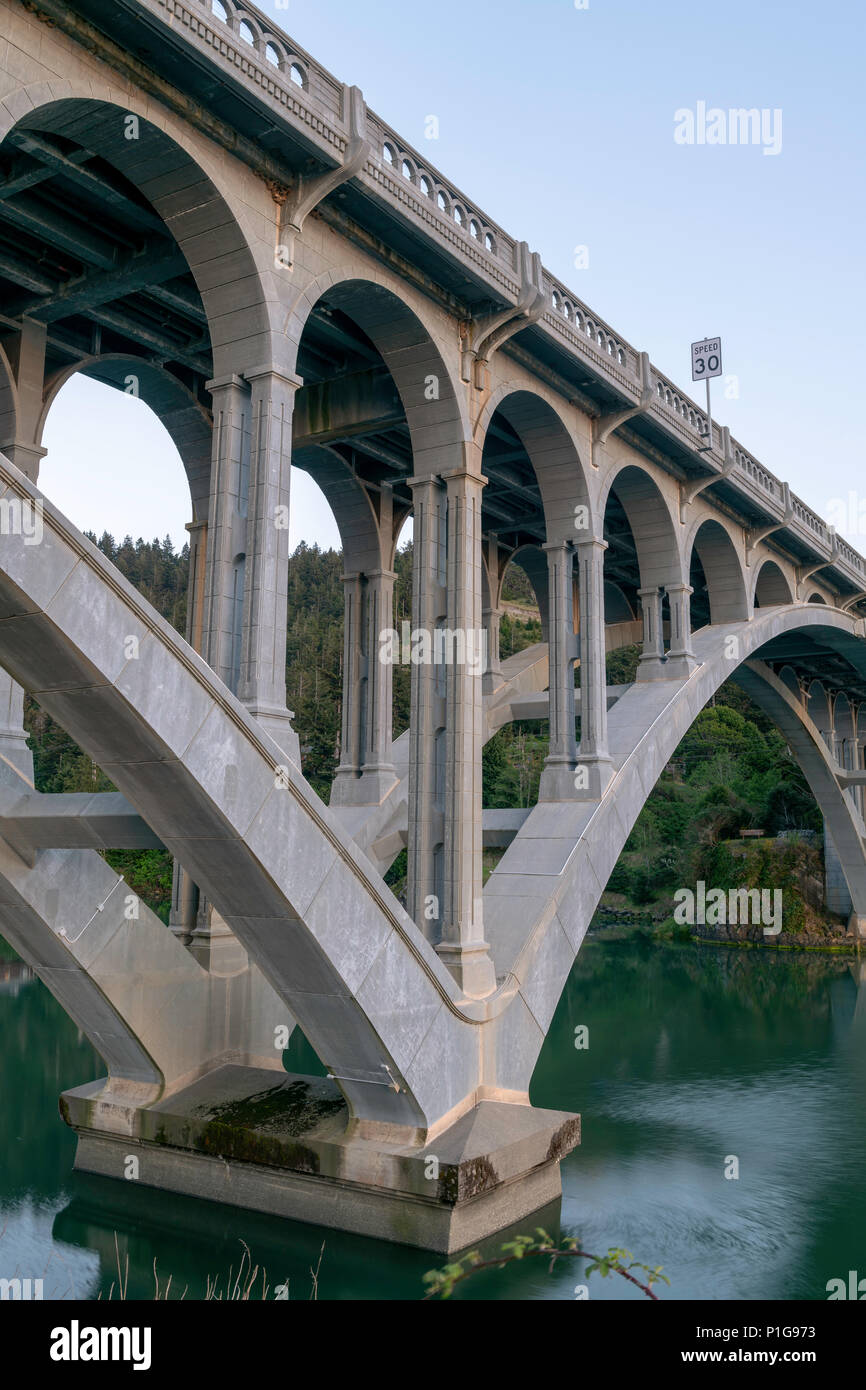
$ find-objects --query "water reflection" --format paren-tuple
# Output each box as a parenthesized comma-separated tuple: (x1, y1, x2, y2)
(1, 935, 864, 1300)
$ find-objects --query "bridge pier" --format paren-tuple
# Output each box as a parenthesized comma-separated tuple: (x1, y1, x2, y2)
(61, 1067, 579, 1254)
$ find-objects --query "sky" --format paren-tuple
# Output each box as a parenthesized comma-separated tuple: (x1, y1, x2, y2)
(41, 0, 866, 553)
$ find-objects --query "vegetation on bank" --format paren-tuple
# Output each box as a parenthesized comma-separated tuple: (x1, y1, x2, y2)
(20, 536, 841, 936)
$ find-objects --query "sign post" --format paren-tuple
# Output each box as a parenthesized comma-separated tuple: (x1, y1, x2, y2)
(691, 336, 723, 453)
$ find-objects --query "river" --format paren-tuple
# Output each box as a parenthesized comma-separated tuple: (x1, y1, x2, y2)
(1, 937, 863, 1301)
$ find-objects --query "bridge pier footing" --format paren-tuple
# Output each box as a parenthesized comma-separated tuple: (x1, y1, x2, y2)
(60, 1066, 580, 1254)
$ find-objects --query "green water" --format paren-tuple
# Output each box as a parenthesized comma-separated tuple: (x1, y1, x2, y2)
(1, 938, 864, 1301)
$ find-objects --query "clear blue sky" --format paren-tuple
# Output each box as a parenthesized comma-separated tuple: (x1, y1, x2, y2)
(42, 0, 866, 551)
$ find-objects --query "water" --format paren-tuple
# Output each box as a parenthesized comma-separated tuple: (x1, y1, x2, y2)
(1, 937, 864, 1301)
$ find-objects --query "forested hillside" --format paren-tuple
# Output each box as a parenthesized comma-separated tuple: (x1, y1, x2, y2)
(21, 534, 831, 932)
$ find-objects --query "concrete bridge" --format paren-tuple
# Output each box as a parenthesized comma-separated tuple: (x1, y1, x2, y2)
(1, 0, 865, 1251)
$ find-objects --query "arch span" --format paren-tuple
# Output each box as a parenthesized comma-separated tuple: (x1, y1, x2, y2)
(1, 92, 276, 378)
(482, 604, 866, 1093)
(601, 462, 680, 590)
(475, 384, 593, 543)
(753, 558, 794, 608)
(687, 517, 748, 625)
(283, 271, 470, 465)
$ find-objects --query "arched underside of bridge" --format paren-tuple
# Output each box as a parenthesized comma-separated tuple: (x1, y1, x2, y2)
(0, 452, 488, 1140)
(482, 606, 866, 1094)
(1, 457, 864, 1245)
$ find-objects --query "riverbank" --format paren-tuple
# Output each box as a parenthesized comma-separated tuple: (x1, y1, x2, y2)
(590, 908, 861, 954)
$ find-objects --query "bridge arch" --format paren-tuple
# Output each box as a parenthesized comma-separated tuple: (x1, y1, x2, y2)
(777, 664, 803, 704)
(686, 516, 749, 626)
(753, 557, 794, 608)
(0, 89, 278, 379)
(600, 461, 681, 593)
(499, 544, 550, 639)
(282, 269, 470, 464)
(39, 355, 213, 523)
(473, 383, 593, 544)
(807, 679, 833, 749)
(483, 604, 866, 1091)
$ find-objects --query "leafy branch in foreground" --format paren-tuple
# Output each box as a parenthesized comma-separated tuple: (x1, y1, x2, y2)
(423, 1230, 669, 1300)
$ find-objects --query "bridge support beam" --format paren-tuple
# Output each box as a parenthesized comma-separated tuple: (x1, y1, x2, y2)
(538, 540, 578, 800)
(237, 366, 301, 763)
(332, 568, 399, 806)
(664, 581, 699, 678)
(436, 462, 495, 997)
(637, 585, 666, 680)
(575, 536, 615, 798)
(407, 475, 446, 939)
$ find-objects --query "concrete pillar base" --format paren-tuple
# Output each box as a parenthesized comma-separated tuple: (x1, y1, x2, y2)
(573, 755, 616, 800)
(330, 767, 399, 808)
(435, 940, 497, 997)
(482, 668, 507, 697)
(61, 1066, 580, 1254)
(539, 755, 615, 801)
(636, 657, 669, 682)
(538, 760, 578, 802)
(189, 913, 249, 977)
(244, 704, 301, 766)
(661, 654, 700, 679)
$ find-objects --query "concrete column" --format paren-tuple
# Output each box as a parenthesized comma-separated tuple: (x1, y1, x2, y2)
(538, 540, 578, 801)
(237, 366, 301, 763)
(575, 535, 615, 798)
(360, 567, 398, 800)
(1, 318, 47, 482)
(637, 585, 666, 681)
(825, 823, 854, 917)
(185, 518, 208, 656)
(0, 319, 46, 781)
(331, 572, 365, 798)
(202, 374, 251, 693)
(170, 517, 208, 942)
(197, 375, 255, 971)
(482, 537, 505, 695)
(406, 476, 447, 936)
(0, 676, 33, 780)
(482, 604, 503, 694)
(664, 582, 699, 678)
(436, 462, 495, 997)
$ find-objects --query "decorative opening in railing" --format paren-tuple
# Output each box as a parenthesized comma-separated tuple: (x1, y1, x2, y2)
(265, 41, 279, 67)
(238, 18, 255, 44)
(437, 189, 449, 212)
(401, 158, 413, 181)
(289, 63, 306, 89)
(419, 175, 432, 197)
(383, 142, 396, 165)
(211, 0, 228, 21)
(454, 205, 465, 227)
(470, 219, 480, 240)
(485, 232, 495, 253)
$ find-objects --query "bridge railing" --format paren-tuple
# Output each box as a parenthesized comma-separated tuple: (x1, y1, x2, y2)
(142, 0, 866, 594)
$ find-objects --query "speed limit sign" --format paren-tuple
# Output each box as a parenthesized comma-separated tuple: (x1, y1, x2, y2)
(691, 337, 722, 381)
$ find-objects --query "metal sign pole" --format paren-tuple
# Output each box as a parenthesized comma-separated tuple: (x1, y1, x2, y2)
(691, 335, 722, 454)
